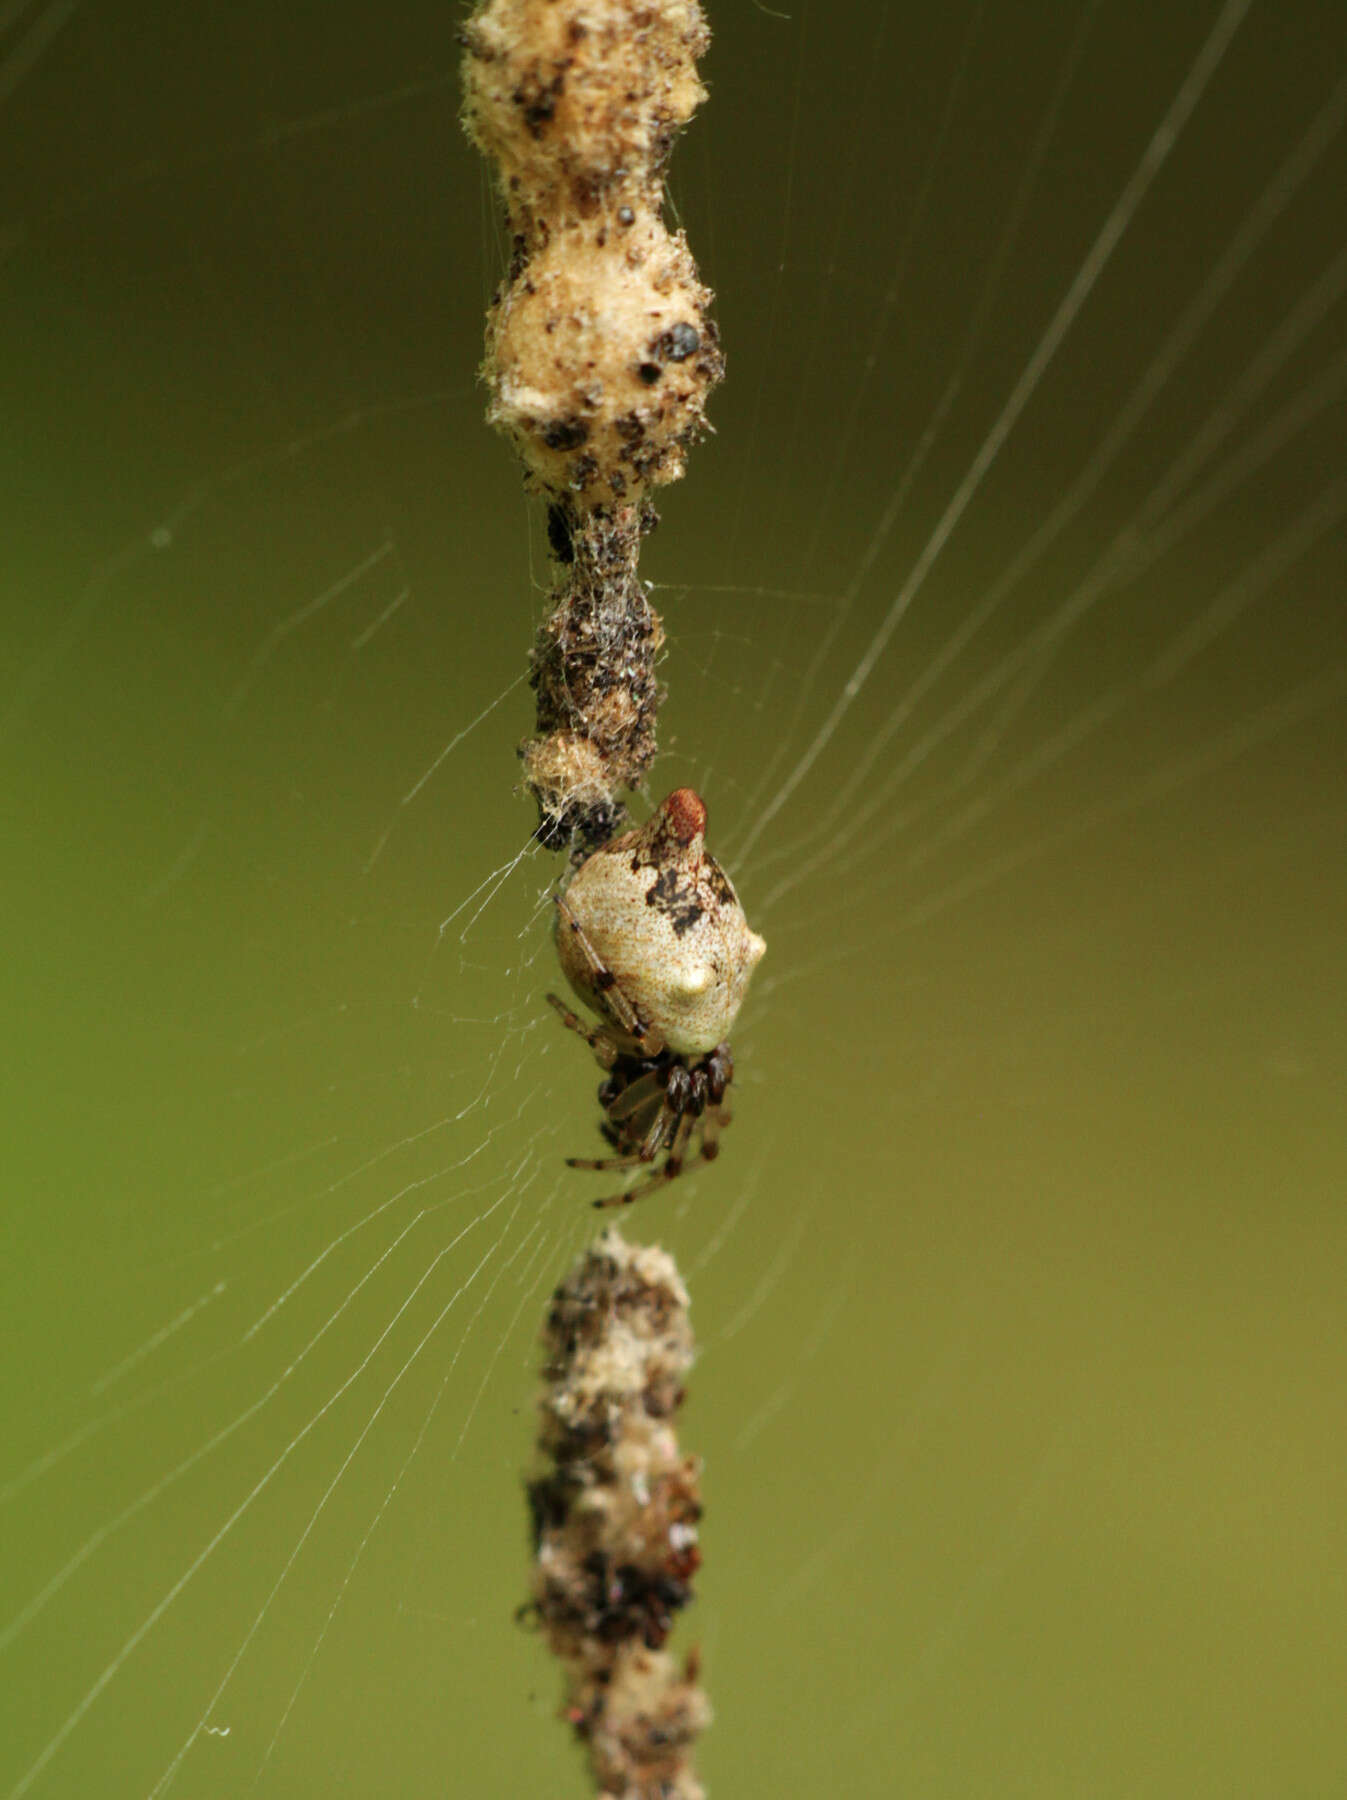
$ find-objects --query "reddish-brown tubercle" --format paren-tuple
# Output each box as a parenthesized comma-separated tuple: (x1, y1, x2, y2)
(663, 787, 708, 844)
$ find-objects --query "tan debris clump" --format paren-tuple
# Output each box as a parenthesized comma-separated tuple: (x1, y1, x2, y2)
(527, 1230, 710, 1799)
(461, 0, 710, 236)
(462, 0, 723, 846)
(486, 221, 721, 504)
(463, 0, 723, 508)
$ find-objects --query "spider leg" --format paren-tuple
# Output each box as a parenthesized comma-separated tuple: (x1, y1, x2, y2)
(606, 1069, 666, 1123)
(638, 1093, 679, 1161)
(661, 1106, 697, 1179)
(546, 992, 619, 1068)
(554, 896, 665, 1057)
(699, 1101, 724, 1162)
(593, 1110, 698, 1209)
(568, 1149, 656, 1173)
(567, 1094, 675, 1172)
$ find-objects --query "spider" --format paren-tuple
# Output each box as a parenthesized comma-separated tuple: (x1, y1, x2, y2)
(547, 788, 765, 1207)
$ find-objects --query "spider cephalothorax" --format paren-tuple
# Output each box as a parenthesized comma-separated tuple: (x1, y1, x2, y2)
(548, 787, 765, 1207)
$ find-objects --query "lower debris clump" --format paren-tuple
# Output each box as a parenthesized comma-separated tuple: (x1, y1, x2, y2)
(526, 1230, 709, 1799)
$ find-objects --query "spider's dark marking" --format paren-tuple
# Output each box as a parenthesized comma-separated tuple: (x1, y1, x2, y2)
(644, 864, 705, 937)
(703, 858, 736, 907)
(637, 361, 663, 386)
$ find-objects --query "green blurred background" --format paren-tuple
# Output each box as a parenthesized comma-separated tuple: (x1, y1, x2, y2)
(3, 3, 1345, 1795)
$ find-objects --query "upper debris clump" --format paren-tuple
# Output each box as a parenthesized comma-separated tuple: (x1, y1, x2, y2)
(462, 0, 723, 506)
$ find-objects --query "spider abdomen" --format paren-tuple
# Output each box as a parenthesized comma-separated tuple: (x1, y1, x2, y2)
(555, 788, 765, 1056)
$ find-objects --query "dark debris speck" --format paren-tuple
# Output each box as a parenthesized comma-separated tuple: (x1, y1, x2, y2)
(657, 322, 700, 362)
(543, 417, 591, 451)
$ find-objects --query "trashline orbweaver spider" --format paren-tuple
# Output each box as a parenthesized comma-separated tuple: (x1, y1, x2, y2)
(548, 788, 766, 1207)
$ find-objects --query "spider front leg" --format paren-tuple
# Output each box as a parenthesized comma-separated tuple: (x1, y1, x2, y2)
(554, 895, 665, 1058)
